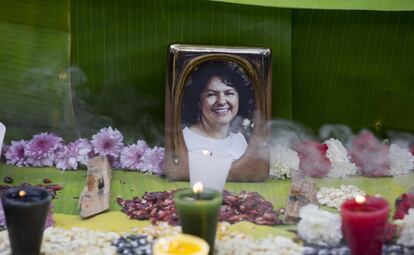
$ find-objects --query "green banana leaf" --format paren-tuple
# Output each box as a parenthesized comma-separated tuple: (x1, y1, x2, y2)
(70, 0, 292, 144)
(0, 0, 75, 141)
(292, 10, 414, 136)
(1, 164, 412, 216)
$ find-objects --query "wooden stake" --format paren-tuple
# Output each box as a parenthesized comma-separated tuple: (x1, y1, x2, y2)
(79, 156, 112, 218)
(284, 171, 318, 224)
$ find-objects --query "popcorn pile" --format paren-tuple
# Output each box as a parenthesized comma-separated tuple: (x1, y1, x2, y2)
(0, 227, 120, 255)
(215, 223, 303, 255)
(135, 222, 181, 238)
(215, 235, 303, 255)
(317, 185, 366, 210)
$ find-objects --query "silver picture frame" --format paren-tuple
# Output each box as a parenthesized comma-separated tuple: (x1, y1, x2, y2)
(164, 44, 272, 182)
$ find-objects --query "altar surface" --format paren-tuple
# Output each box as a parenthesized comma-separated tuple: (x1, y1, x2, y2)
(1, 164, 412, 239)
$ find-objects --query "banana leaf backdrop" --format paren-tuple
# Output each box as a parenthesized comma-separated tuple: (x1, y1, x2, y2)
(0, 0, 413, 144)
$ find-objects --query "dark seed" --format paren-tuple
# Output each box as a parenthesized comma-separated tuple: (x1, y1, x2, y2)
(3, 176, 13, 184)
(43, 178, 52, 184)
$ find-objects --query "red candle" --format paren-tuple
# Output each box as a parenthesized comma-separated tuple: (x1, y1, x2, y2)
(341, 195, 390, 255)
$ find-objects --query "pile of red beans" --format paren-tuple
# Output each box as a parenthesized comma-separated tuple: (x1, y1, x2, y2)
(117, 189, 283, 226)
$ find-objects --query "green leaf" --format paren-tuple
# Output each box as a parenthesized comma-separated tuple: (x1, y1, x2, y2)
(70, 0, 292, 143)
(292, 10, 414, 135)
(0, 0, 75, 141)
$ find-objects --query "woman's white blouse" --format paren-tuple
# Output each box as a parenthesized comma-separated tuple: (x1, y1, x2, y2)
(182, 127, 247, 160)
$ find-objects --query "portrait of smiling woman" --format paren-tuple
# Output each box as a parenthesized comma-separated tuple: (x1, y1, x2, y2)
(165, 44, 271, 182)
(181, 60, 255, 160)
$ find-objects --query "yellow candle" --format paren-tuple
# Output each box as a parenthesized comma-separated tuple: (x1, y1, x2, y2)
(153, 234, 209, 255)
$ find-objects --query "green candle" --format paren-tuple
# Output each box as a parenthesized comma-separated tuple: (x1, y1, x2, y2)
(174, 183, 222, 255)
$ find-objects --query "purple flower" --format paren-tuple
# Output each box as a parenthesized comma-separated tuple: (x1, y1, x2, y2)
(5, 140, 29, 167)
(91, 127, 124, 159)
(45, 204, 54, 228)
(74, 138, 93, 165)
(0, 201, 5, 226)
(120, 140, 148, 170)
(108, 156, 122, 169)
(141, 146, 165, 175)
(25, 133, 63, 167)
(56, 139, 92, 170)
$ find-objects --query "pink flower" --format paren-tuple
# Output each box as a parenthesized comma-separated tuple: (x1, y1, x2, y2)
(348, 130, 390, 177)
(141, 146, 165, 175)
(293, 141, 331, 177)
(25, 133, 64, 167)
(411, 145, 414, 156)
(4, 140, 28, 167)
(91, 127, 124, 159)
(55, 139, 92, 170)
(120, 140, 148, 170)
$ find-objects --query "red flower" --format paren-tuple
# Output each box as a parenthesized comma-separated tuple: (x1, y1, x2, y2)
(393, 193, 414, 220)
(348, 130, 390, 177)
(410, 144, 414, 156)
(292, 141, 331, 177)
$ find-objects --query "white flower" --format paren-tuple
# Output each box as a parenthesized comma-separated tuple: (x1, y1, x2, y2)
(397, 208, 414, 246)
(297, 204, 342, 246)
(242, 118, 251, 128)
(327, 162, 358, 178)
(389, 144, 414, 175)
(269, 145, 299, 179)
(324, 138, 358, 178)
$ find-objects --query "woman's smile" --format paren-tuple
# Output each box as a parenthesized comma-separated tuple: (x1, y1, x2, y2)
(212, 107, 231, 115)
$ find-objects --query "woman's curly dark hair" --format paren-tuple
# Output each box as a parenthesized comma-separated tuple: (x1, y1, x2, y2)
(181, 60, 255, 127)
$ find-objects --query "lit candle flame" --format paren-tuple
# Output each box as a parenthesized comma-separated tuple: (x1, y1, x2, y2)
(192, 182, 203, 194)
(19, 190, 26, 197)
(355, 195, 366, 204)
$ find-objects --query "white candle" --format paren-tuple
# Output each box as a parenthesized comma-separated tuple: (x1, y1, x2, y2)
(0, 122, 5, 154)
(188, 148, 232, 192)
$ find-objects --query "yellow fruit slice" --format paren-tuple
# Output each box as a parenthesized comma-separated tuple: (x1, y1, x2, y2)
(153, 234, 209, 255)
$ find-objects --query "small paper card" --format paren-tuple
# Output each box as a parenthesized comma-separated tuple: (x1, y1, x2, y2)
(0, 122, 5, 154)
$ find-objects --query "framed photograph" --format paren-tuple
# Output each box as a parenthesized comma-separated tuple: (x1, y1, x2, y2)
(164, 44, 272, 182)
